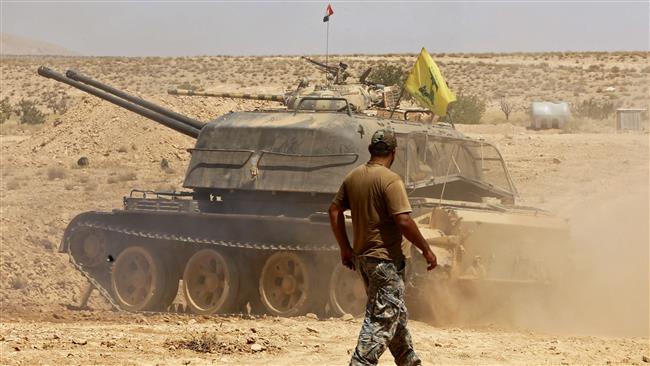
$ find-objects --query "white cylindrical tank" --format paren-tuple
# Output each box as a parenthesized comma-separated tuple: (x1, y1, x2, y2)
(531, 102, 571, 129)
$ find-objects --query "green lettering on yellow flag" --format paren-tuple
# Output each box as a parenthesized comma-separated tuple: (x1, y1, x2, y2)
(404, 48, 456, 116)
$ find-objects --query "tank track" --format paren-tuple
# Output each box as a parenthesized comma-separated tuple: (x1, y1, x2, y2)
(64, 214, 336, 314)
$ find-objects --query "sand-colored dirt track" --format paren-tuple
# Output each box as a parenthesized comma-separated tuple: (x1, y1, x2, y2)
(1, 311, 648, 365)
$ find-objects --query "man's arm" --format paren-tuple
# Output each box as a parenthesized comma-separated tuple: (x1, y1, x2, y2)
(394, 213, 437, 271)
(328, 203, 355, 270)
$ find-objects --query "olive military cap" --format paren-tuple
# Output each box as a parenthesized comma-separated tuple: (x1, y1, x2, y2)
(370, 129, 397, 154)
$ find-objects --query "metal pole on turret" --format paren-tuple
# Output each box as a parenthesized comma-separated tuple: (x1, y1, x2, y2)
(325, 17, 329, 85)
(326, 22, 329, 66)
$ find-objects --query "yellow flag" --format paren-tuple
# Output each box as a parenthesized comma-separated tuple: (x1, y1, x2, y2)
(404, 48, 456, 116)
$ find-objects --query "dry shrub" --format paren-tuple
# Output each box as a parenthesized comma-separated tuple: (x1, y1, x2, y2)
(177, 81, 200, 91)
(47, 167, 67, 180)
(108, 171, 137, 183)
(16, 99, 46, 125)
(165, 331, 280, 355)
(84, 182, 98, 192)
(156, 184, 176, 192)
(574, 98, 616, 120)
(445, 93, 487, 124)
(368, 64, 406, 86)
(6, 179, 20, 190)
(10, 275, 27, 290)
(119, 171, 137, 181)
(166, 332, 223, 353)
(562, 117, 614, 133)
(0, 97, 11, 124)
(64, 183, 75, 191)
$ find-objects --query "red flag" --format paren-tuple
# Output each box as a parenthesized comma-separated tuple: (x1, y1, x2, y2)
(323, 4, 334, 22)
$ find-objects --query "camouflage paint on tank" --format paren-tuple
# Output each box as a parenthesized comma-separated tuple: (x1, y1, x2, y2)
(183, 109, 516, 204)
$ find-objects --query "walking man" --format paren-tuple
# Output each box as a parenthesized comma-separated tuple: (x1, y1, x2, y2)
(329, 129, 437, 366)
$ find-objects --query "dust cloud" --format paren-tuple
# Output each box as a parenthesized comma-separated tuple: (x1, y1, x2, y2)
(551, 179, 649, 337)
(411, 133, 649, 338)
(466, 172, 649, 337)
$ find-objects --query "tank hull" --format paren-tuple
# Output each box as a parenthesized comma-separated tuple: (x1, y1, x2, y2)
(62, 196, 569, 321)
(62, 208, 342, 315)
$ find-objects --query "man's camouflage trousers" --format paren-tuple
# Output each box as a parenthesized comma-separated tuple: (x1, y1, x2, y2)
(349, 256, 421, 366)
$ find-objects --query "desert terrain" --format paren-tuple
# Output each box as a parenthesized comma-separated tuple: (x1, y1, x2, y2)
(0, 53, 648, 365)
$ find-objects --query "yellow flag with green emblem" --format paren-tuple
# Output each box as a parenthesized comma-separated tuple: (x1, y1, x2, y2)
(405, 48, 456, 116)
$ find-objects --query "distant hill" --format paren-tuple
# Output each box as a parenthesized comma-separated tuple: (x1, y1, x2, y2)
(0, 33, 79, 56)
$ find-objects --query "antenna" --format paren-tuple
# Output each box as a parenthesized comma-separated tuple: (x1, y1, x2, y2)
(326, 19, 329, 82)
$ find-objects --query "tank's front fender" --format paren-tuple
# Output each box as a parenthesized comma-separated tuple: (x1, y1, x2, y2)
(58, 211, 110, 253)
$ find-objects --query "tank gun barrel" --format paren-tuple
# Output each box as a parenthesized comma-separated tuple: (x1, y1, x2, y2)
(67, 70, 204, 131)
(38, 66, 201, 138)
(302, 56, 337, 78)
(302, 56, 333, 70)
(168, 89, 286, 104)
(301, 57, 349, 84)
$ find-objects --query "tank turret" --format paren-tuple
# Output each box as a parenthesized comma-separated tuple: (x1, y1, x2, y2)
(300, 57, 403, 109)
(167, 56, 401, 112)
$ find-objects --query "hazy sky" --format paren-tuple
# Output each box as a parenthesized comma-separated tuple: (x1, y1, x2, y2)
(1, 1, 648, 56)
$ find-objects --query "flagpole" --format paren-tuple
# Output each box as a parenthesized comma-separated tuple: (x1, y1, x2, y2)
(325, 20, 329, 85)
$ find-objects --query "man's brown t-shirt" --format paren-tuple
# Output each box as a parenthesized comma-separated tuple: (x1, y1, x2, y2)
(332, 162, 412, 261)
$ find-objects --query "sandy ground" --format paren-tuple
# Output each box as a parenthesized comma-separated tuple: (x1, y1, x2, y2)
(1, 126, 646, 365)
(1, 54, 649, 365)
(1, 312, 648, 366)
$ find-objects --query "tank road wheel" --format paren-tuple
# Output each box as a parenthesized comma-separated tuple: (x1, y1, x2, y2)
(182, 249, 239, 315)
(110, 246, 165, 311)
(69, 230, 109, 268)
(329, 263, 366, 317)
(258, 252, 314, 316)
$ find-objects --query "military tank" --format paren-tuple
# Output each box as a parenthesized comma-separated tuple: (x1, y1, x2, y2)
(168, 57, 422, 122)
(167, 83, 385, 113)
(38, 66, 569, 320)
(168, 58, 401, 113)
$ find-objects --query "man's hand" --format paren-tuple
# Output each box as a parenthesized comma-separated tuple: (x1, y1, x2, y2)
(423, 249, 437, 271)
(394, 212, 438, 271)
(340, 245, 356, 271)
(329, 202, 355, 270)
